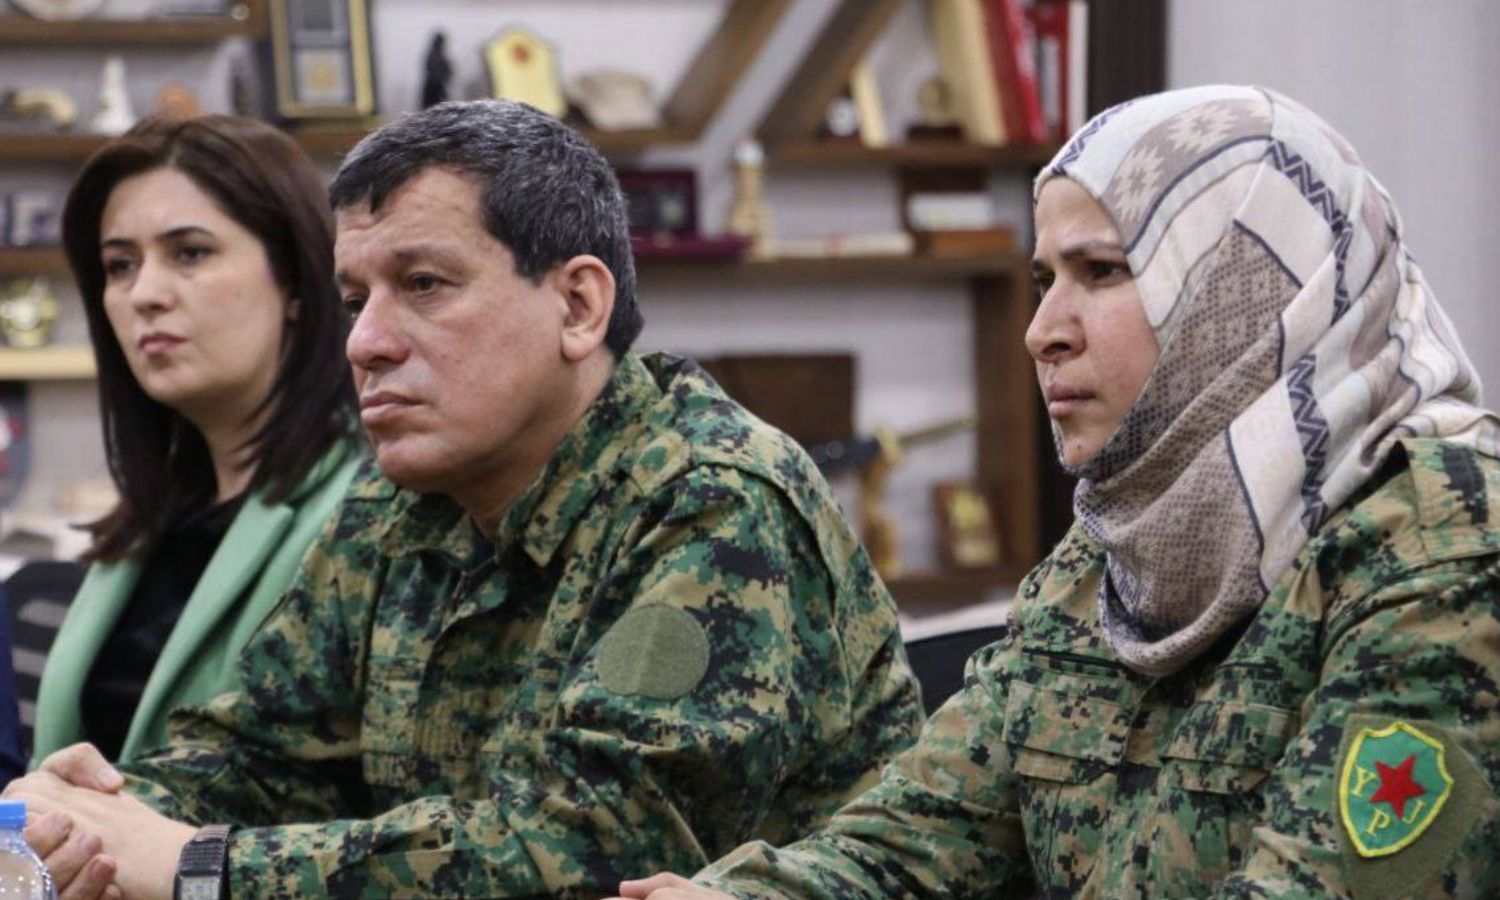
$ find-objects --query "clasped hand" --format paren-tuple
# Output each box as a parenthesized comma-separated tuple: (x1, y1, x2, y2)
(3, 743, 195, 900)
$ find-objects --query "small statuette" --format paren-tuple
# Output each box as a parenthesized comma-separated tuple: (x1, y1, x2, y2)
(421, 31, 453, 109)
(0, 279, 61, 349)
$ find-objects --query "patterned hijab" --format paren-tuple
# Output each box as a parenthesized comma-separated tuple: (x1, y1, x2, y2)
(1037, 85, 1500, 676)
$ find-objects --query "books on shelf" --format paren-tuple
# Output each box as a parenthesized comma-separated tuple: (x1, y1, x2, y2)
(1027, 0, 1089, 143)
(927, 0, 1087, 147)
(769, 232, 917, 259)
(982, 0, 1046, 146)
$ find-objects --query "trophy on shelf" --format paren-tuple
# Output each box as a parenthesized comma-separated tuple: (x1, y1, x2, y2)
(0, 279, 60, 349)
(933, 481, 1004, 571)
(807, 415, 978, 582)
(908, 75, 965, 141)
(726, 139, 773, 259)
(483, 27, 566, 119)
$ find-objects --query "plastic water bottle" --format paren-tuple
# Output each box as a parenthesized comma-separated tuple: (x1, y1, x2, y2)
(0, 801, 55, 900)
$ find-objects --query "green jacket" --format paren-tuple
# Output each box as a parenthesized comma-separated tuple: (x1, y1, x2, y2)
(699, 438, 1500, 899)
(33, 443, 361, 763)
(121, 353, 923, 898)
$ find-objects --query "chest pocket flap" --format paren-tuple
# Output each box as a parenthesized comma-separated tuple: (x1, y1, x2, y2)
(1163, 700, 1299, 793)
(1002, 676, 1130, 783)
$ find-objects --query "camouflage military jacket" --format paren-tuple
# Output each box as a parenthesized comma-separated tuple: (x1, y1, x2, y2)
(122, 352, 922, 898)
(699, 439, 1500, 899)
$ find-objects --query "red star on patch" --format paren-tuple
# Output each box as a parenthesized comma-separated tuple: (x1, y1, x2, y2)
(1369, 753, 1426, 819)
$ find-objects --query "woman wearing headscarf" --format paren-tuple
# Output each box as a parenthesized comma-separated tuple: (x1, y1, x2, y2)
(615, 85, 1500, 898)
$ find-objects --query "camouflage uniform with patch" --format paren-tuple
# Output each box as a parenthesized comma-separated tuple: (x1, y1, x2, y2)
(119, 352, 923, 898)
(698, 438, 1500, 899)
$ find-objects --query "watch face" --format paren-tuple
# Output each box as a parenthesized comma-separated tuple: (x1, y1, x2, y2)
(177, 875, 222, 900)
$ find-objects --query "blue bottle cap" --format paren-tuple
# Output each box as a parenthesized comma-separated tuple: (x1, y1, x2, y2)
(0, 800, 24, 829)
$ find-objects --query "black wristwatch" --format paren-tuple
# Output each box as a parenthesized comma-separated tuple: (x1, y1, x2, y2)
(173, 824, 232, 900)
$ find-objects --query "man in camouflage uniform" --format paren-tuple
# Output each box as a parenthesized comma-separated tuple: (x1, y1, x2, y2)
(8, 100, 922, 899)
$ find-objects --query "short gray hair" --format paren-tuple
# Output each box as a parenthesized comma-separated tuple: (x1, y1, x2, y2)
(329, 99, 643, 355)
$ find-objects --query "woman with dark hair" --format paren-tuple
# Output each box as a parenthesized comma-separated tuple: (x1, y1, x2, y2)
(31, 115, 360, 764)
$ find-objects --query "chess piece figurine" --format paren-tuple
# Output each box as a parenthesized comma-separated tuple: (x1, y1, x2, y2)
(91, 55, 137, 136)
(726, 139, 773, 258)
(421, 31, 453, 109)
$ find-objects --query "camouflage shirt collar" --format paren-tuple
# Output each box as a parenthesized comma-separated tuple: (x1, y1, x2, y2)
(500, 352, 661, 565)
(380, 353, 662, 567)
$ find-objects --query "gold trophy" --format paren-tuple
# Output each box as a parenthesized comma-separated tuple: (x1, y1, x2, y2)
(0, 279, 60, 348)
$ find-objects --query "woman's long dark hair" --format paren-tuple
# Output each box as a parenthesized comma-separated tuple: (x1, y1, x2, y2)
(62, 116, 357, 562)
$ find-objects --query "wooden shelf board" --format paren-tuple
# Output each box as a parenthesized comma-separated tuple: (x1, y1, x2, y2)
(0, 347, 95, 381)
(0, 133, 110, 163)
(0, 10, 263, 44)
(773, 140, 1063, 170)
(638, 252, 1022, 282)
(755, 0, 904, 148)
(287, 121, 696, 159)
(0, 247, 69, 278)
(0, 246, 1021, 284)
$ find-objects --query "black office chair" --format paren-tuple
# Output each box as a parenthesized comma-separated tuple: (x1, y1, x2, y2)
(904, 624, 1008, 715)
(6, 560, 86, 759)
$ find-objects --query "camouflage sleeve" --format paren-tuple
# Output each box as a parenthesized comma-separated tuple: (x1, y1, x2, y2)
(132, 464, 914, 897)
(695, 641, 1033, 899)
(1215, 554, 1500, 898)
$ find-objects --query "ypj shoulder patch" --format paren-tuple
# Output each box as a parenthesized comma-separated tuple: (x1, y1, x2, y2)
(1339, 720, 1453, 857)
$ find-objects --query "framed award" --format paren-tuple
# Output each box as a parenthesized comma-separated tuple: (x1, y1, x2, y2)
(268, 0, 376, 119)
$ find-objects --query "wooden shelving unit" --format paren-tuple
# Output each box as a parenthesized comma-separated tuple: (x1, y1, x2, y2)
(286, 122, 697, 160)
(0, 247, 70, 278)
(745, 0, 1047, 571)
(0, 5, 265, 44)
(772, 139, 1062, 170)
(0, 0, 1167, 591)
(0, 347, 95, 381)
(0, 133, 110, 164)
(638, 252, 1019, 283)
(0, 0, 787, 162)
(8, 246, 1020, 283)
